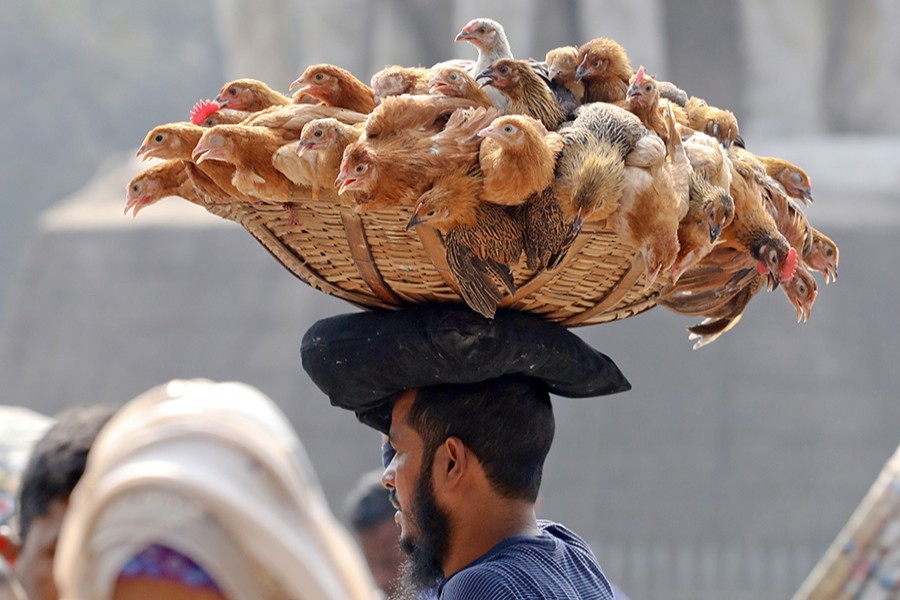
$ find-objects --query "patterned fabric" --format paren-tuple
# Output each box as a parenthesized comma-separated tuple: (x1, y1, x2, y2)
(119, 544, 221, 591)
(438, 520, 614, 600)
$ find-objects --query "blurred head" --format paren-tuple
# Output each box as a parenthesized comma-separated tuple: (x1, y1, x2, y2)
(345, 471, 405, 595)
(382, 375, 554, 591)
(12, 406, 116, 600)
(54, 379, 375, 600)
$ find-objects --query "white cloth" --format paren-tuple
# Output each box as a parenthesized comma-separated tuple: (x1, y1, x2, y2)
(55, 379, 377, 600)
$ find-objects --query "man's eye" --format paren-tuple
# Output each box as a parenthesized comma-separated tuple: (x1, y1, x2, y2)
(381, 441, 396, 469)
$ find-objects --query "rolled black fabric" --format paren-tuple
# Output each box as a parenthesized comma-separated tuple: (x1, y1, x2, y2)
(300, 305, 630, 433)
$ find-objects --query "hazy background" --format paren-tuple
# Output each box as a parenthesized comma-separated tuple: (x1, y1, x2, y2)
(2, 1, 899, 599)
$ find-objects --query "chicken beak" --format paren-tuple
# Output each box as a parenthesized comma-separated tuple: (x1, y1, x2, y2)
(297, 141, 315, 156)
(192, 139, 220, 163)
(124, 194, 149, 218)
(214, 94, 228, 108)
(575, 62, 588, 81)
(826, 264, 838, 284)
(547, 66, 561, 81)
(289, 76, 307, 91)
(766, 271, 780, 291)
(454, 30, 471, 43)
(136, 145, 148, 160)
(797, 187, 814, 205)
(335, 174, 355, 195)
(475, 69, 495, 87)
(406, 210, 424, 231)
(477, 126, 498, 140)
(709, 223, 722, 243)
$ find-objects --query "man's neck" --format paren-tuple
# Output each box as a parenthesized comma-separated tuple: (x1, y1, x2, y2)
(442, 497, 540, 578)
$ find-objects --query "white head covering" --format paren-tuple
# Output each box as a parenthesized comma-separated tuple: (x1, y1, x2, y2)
(54, 379, 378, 600)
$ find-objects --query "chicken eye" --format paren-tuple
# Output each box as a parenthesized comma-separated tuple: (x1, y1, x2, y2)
(355, 164, 366, 174)
(449, 72, 458, 80)
(154, 134, 164, 143)
(769, 250, 778, 264)
(314, 130, 323, 138)
(426, 209, 436, 217)
(227, 87, 236, 95)
(503, 125, 514, 133)
(797, 282, 807, 294)
(824, 247, 834, 257)
(132, 184, 139, 192)
(478, 27, 485, 33)
(644, 84, 652, 92)
(315, 73, 324, 81)
(204, 118, 214, 126)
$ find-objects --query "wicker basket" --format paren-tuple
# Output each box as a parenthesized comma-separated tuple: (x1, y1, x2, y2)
(204, 190, 664, 327)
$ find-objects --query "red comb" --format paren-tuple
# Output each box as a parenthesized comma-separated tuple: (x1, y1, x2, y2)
(634, 66, 645, 85)
(781, 247, 798, 282)
(190, 99, 221, 125)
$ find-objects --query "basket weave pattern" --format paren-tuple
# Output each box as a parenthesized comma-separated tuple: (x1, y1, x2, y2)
(205, 190, 663, 326)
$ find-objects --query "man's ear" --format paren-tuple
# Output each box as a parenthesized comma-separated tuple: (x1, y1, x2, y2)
(437, 437, 468, 490)
(0, 525, 18, 565)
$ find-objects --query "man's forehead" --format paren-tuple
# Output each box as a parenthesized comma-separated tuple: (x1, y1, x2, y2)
(388, 390, 416, 438)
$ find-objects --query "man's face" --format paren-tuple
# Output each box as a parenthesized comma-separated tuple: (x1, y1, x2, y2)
(382, 392, 452, 591)
(14, 498, 67, 600)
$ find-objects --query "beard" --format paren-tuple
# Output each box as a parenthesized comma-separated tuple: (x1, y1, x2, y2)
(391, 460, 452, 599)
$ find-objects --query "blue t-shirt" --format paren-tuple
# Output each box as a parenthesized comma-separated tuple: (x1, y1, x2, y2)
(437, 520, 615, 599)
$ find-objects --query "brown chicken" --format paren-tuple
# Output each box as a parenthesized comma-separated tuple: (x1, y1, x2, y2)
(523, 102, 648, 270)
(545, 46, 584, 106)
(575, 38, 633, 103)
(671, 172, 735, 282)
(608, 110, 691, 284)
(477, 114, 564, 206)
(782, 261, 818, 322)
(478, 58, 567, 131)
(371, 65, 433, 103)
(454, 17, 512, 109)
(290, 64, 376, 114)
(215, 79, 291, 112)
(428, 66, 493, 108)
(756, 155, 814, 205)
(804, 226, 839, 283)
(239, 104, 367, 143)
(125, 160, 202, 217)
(685, 96, 741, 147)
(683, 129, 733, 191)
(623, 66, 689, 144)
(720, 148, 798, 288)
(407, 168, 524, 318)
(336, 97, 495, 211)
(296, 117, 364, 199)
(192, 124, 307, 204)
(136, 122, 249, 203)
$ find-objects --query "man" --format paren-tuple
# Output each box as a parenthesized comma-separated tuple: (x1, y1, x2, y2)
(346, 470, 407, 597)
(1, 406, 116, 600)
(302, 305, 631, 599)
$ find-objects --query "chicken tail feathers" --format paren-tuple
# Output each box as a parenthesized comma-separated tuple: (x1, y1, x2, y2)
(447, 242, 507, 319)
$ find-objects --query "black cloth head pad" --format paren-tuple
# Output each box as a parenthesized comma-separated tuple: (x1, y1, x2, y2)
(300, 304, 631, 433)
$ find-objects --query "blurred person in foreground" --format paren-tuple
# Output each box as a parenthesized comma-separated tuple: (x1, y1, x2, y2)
(53, 379, 377, 600)
(346, 470, 408, 598)
(1, 406, 115, 600)
(302, 305, 632, 600)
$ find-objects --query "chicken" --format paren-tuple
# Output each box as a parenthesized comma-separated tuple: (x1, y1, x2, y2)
(623, 66, 689, 144)
(371, 65, 433, 103)
(192, 124, 308, 204)
(214, 79, 291, 112)
(336, 97, 496, 211)
(685, 274, 765, 349)
(428, 66, 493, 108)
(296, 117, 364, 199)
(454, 18, 512, 109)
(803, 226, 839, 283)
(546, 46, 584, 105)
(125, 160, 202, 217)
(684, 96, 741, 147)
(607, 109, 691, 284)
(682, 129, 733, 191)
(719, 148, 798, 288)
(671, 172, 735, 281)
(238, 104, 367, 144)
(290, 64, 376, 114)
(522, 102, 648, 270)
(575, 38, 633, 103)
(477, 114, 564, 206)
(478, 58, 567, 131)
(136, 122, 250, 203)
(407, 168, 523, 318)
(782, 262, 818, 322)
(756, 155, 814, 205)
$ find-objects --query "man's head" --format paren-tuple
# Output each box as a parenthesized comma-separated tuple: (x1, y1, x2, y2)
(382, 374, 554, 590)
(11, 406, 116, 600)
(345, 470, 406, 595)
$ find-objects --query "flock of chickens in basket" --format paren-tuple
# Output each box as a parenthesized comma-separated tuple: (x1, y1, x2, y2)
(126, 18, 839, 348)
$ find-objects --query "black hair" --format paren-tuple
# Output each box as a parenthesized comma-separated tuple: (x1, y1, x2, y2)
(17, 405, 117, 541)
(345, 469, 396, 532)
(407, 374, 554, 502)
